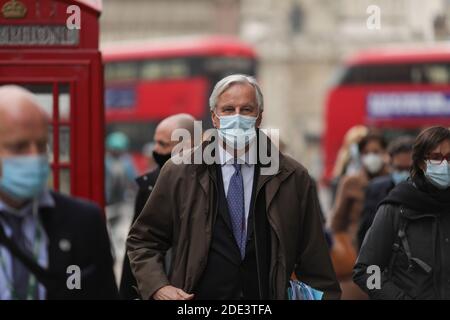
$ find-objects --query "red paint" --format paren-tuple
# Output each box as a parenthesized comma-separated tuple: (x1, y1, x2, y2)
(102, 36, 257, 62)
(106, 78, 207, 122)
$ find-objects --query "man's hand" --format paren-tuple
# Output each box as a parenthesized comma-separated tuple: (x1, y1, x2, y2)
(153, 285, 195, 300)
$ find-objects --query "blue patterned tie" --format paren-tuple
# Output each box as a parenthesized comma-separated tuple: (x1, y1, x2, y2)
(227, 163, 246, 259)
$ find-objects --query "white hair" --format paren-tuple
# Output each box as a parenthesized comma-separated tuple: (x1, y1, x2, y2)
(209, 74, 264, 111)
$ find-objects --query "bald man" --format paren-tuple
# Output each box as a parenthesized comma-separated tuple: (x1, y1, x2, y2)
(119, 113, 196, 299)
(0, 85, 118, 300)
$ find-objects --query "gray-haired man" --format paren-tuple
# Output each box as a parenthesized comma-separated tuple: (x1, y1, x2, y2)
(127, 74, 340, 300)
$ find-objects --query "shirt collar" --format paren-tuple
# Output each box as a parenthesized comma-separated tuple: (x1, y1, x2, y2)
(0, 189, 55, 218)
(218, 141, 257, 167)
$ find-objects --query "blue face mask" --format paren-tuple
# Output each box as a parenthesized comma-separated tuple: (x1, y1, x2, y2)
(0, 155, 50, 201)
(425, 160, 450, 190)
(216, 113, 257, 149)
(391, 170, 410, 185)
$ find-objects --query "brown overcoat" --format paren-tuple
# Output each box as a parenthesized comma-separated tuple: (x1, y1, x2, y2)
(127, 139, 341, 300)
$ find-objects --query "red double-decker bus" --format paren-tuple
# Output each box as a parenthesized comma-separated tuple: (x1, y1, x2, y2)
(102, 36, 258, 173)
(323, 45, 450, 183)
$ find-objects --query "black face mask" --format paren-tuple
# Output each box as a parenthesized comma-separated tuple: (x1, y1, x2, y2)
(152, 151, 171, 168)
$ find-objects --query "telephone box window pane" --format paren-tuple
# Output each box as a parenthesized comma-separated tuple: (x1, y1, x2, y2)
(59, 84, 70, 121)
(59, 169, 71, 195)
(59, 126, 70, 163)
(48, 126, 54, 163)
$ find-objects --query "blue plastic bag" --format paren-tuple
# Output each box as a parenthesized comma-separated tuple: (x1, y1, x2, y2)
(287, 280, 324, 300)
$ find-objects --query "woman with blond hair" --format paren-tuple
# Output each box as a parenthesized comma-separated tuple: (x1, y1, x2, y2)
(333, 125, 369, 178)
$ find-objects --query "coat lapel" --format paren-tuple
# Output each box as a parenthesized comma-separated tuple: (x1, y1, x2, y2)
(258, 153, 295, 211)
(195, 136, 296, 244)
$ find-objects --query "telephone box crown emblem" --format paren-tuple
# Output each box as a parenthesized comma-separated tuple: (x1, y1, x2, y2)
(2, 0, 27, 19)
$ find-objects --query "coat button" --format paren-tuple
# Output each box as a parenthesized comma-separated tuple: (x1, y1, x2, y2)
(59, 239, 71, 252)
(446, 238, 449, 243)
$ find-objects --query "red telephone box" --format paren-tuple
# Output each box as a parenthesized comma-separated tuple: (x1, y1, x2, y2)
(0, 0, 105, 207)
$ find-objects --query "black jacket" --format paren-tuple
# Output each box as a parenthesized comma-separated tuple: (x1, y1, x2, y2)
(45, 192, 118, 299)
(119, 168, 160, 299)
(353, 176, 450, 299)
(357, 175, 395, 249)
(0, 192, 118, 299)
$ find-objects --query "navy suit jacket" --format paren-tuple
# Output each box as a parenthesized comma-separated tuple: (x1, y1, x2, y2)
(39, 192, 118, 299)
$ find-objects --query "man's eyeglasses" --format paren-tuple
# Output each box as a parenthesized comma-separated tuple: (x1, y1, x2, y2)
(425, 153, 450, 165)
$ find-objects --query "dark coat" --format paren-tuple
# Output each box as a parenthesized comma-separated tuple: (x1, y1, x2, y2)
(134, 169, 161, 223)
(127, 138, 341, 300)
(42, 192, 118, 299)
(119, 168, 160, 299)
(353, 180, 450, 299)
(357, 175, 395, 249)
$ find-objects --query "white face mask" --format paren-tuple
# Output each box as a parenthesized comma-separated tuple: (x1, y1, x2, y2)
(361, 153, 384, 174)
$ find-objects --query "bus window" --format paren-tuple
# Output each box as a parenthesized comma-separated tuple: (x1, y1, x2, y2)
(423, 64, 450, 84)
(337, 63, 450, 85)
(204, 56, 255, 75)
(105, 62, 139, 82)
(338, 64, 421, 84)
(141, 59, 190, 80)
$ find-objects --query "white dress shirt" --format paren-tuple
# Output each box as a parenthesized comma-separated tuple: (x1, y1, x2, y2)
(0, 191, 54, 300)
(218, 142, 257, 232)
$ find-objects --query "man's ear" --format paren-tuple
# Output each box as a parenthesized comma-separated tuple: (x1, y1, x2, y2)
(211, 110, 219, 129)
(256, 111, 263, 128)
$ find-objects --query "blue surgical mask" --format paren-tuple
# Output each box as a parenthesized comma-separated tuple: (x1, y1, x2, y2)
(216, 113, 257, 149)
(425, 160, 450, 190)
(0, 155, 50, 201)
(391, 170, 409, 185)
